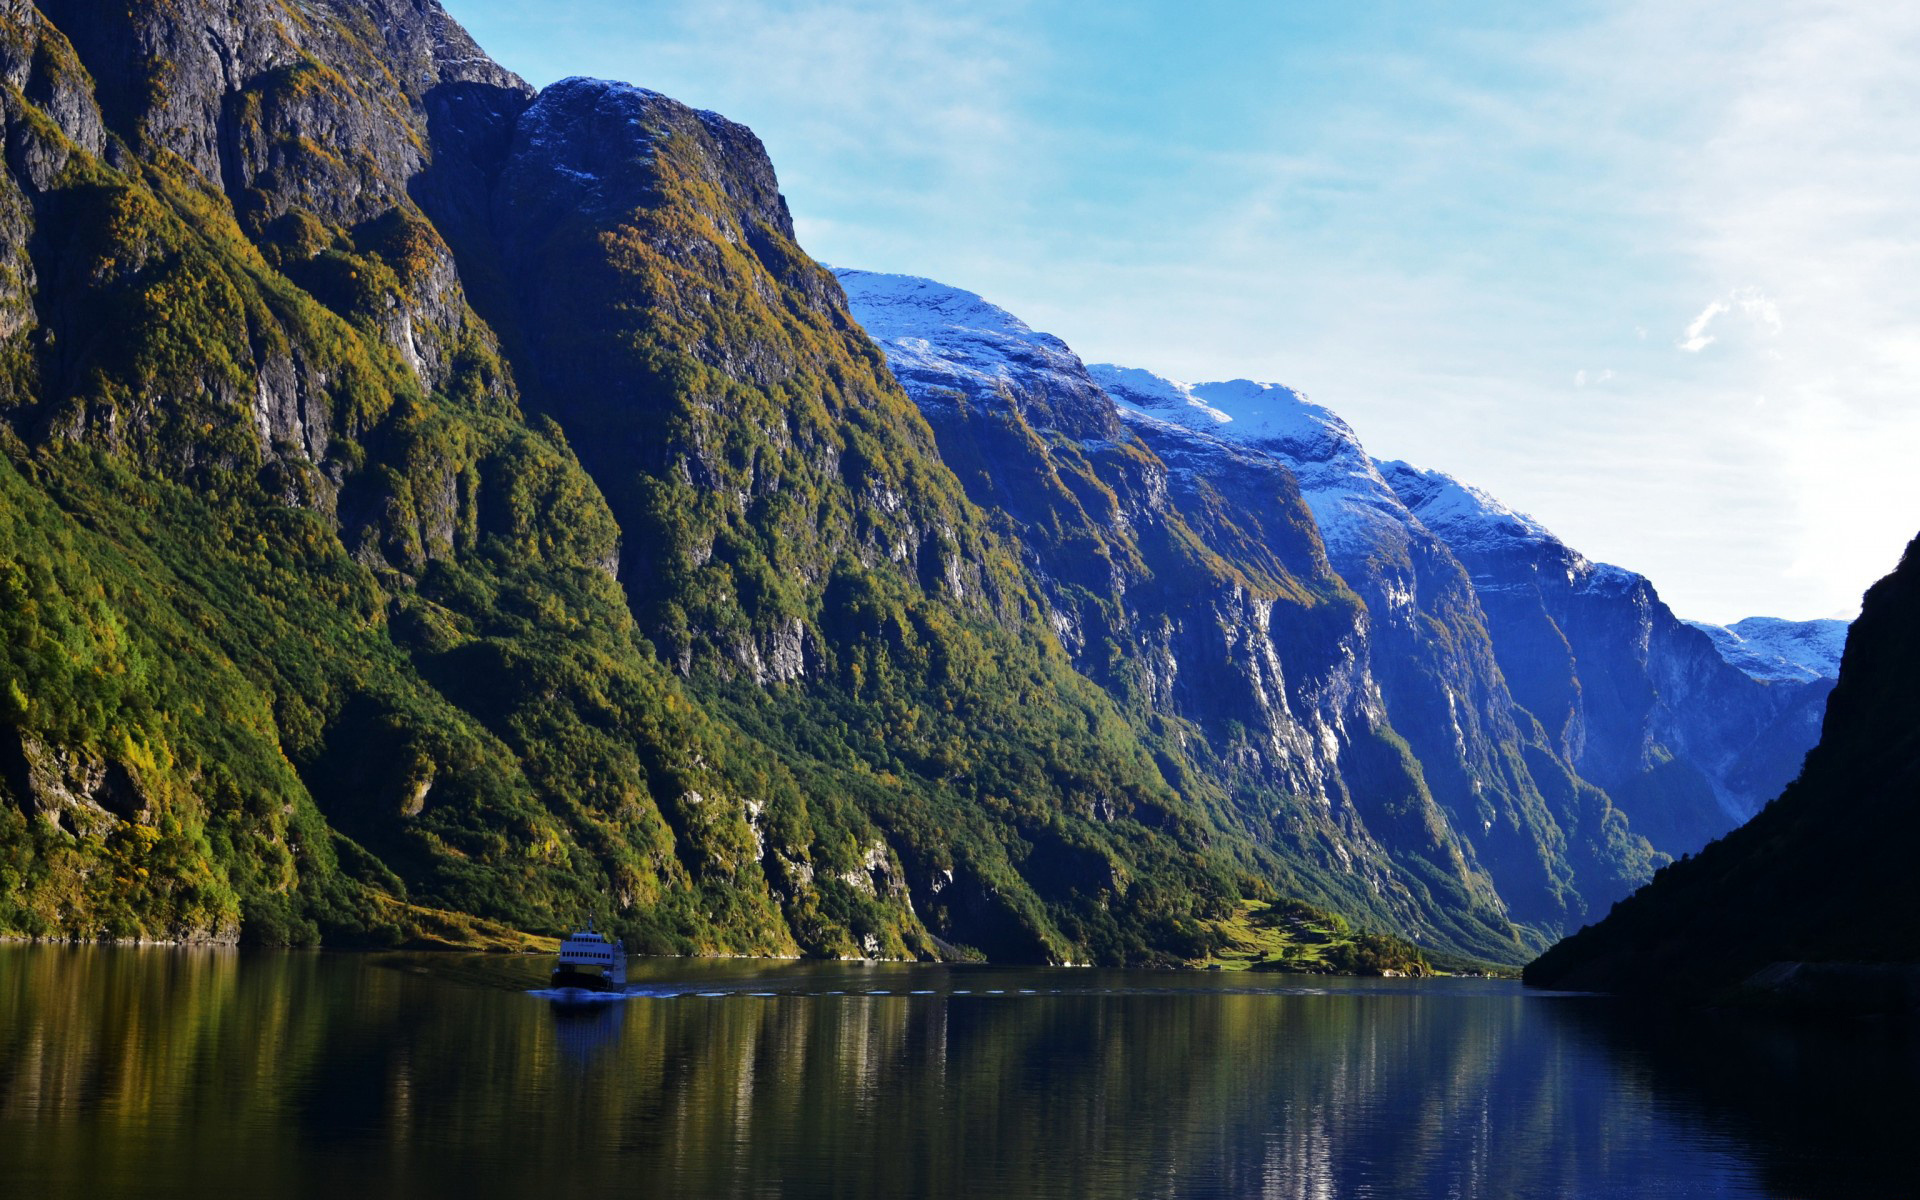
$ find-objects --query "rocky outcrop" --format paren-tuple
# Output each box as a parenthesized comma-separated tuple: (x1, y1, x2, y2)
(0, 726, 146, 835)
(20, 0, 524, 463)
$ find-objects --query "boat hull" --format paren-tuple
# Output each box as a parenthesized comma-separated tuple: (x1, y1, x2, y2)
(549, 968, 621, 993)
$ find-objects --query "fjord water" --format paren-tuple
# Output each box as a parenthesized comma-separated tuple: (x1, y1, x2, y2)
(3, 947, 1914, 1198)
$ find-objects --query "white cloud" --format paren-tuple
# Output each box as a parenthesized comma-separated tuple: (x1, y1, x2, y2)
(1677, 288, 1779, 353)
(1642, 2, 1920, 618)
(1678, 299, 1729, 352)
(1737, 288, 1783, 335)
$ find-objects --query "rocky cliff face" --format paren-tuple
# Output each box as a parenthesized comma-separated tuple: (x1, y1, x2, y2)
(837, 269, 1528, 959)
(0, 0, 795, 952)
(839, 271, 1707, 950)
(1088, 366, 1674, 930)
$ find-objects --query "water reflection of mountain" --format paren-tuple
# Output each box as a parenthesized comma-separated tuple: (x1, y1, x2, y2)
(0, 948, 1859, 1198)
(1545, 999, 1920, 1200)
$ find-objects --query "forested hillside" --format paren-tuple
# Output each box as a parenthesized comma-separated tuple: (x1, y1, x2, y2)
(0, 0, 1272, 963)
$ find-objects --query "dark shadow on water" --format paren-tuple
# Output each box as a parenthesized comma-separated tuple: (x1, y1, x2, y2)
(1542, 996, 1920, 1200)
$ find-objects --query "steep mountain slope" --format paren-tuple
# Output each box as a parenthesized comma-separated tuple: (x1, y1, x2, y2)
(0, 0, 1268, 964)
(422, 75, 1290, 965)
(836, 269, 1530, 960)
(1085, 364, 1659, 931)
(0, 0, 821, 952)
(1526, 534, 1920, 1000)
(1383, 462, 1836, 841)
(837, 270, 1754, 950)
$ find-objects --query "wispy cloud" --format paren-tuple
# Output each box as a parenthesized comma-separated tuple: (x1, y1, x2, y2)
(1677, 288, 1780, 352)
(1678, 299, 1729, 352)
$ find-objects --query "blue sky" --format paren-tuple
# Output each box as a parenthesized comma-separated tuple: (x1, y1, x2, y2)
(443, 0, 1920, 623)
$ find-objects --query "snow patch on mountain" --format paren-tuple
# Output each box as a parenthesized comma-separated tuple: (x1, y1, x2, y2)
(1374, 460, 1556, 551)
(834, 268, 1087, 403)
(1089, 364, 1409, 558)
(1683, 617, 1850, 684)
(1089, 367, 1352, 453)
(1378, 459, 1650, 601)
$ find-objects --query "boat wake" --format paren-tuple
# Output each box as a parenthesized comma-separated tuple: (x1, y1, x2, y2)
(530, 987, 630, 1004)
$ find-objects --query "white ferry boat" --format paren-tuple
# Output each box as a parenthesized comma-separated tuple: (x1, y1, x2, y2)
(550, 924, 627, 993)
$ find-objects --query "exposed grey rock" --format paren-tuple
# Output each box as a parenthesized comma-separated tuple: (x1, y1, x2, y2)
(0, 725, 147, 837)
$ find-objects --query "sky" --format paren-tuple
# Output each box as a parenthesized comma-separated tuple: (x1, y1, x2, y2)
(442, 0, 1920, 623)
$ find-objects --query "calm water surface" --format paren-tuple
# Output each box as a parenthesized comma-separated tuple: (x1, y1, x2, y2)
(3, 946, 1916, 1198)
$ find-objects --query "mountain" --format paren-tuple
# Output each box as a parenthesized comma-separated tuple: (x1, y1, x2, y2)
(1088, 367, 1673, 930)
(1526, 534, 1920, 1001)
(0, 0, 1835, 969)
(0, 0, 1286, 965)
(837, 269, 1548, 960)
(840, 270, 1675, 952)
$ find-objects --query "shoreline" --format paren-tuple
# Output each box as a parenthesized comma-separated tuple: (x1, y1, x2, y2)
(0, 935, 1518, 980)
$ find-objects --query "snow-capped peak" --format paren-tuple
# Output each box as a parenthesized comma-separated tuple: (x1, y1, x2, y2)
(1379, 459, 1655, 601)
(1377, 460, 1559, 551)
(834, 268, 1069, 391)
(1088, 363, 1412, 560)
(834, 268, 1115, 437)
(835, 268, 1045, 348)
(1088, 365, 1363, 455)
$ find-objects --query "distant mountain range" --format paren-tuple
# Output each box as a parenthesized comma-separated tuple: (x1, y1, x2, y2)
(0, 0, 1850, 968)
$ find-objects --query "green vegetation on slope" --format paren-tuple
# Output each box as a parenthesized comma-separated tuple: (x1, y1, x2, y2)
(0, 4, 895, 957)
(1195, 899, 1432, 976)
(0, 1, 1526, 968)
(0, 4, 1265, 965)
